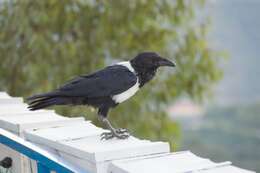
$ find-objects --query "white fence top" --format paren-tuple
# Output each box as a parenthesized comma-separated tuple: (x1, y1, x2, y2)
(0, 91, 255, 173)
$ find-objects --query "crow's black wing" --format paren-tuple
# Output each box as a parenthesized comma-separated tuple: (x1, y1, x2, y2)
(57, 65, 137, 98)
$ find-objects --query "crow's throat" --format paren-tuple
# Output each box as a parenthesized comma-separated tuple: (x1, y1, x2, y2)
(135, 67, 157, 87)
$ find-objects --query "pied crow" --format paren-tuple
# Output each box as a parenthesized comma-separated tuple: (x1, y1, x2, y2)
(27, 52, 176, 140)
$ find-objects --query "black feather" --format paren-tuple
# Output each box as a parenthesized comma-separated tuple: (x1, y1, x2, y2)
(27, 64, 138, 116)
(26, 91, 59, 101)
(28, 97, 66, 110)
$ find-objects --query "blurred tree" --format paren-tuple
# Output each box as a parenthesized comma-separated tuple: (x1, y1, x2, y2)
(0, 0, 223, 149)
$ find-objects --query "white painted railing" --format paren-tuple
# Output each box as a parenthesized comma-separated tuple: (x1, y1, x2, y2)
(0, 128, 85, 173)
(0, 92, 255, 173)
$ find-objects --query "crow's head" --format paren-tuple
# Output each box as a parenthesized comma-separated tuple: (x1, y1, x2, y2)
(130, 52, 176, 70)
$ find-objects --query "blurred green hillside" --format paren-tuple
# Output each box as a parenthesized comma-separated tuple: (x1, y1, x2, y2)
(0, 0, 223, 149)
(180, 104, 260, 172)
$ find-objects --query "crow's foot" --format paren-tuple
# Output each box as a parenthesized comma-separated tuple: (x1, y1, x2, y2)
(115, 128, 129, 134)
(100, 128, 129, 140)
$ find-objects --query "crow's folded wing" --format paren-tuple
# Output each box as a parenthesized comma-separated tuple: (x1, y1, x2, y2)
(58, 65, 137, 98)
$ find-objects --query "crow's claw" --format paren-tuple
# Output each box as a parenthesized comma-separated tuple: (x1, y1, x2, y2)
(100, 129, 130, 140)
(100, 132, 114, 140)
(115, 132, 129, 139)
(115, 128, 129, 134)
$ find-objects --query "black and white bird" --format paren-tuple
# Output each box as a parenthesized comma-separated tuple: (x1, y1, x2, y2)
(27, 52, 176, 139)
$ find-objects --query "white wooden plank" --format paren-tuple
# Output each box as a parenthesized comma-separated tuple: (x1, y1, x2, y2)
(24, 121, 106, 173)
(0, 113, 84, 133)
(26, 127, 170, 163)
(108, 151, 232, 173)
(0, 102, 55, 117)
(200, 165, 255, 173)
(25, 121, 104, 141)
(58, 150, 126, 173)
(0, 104, 29, 114)
(32, 142, 94, 173)
(0, 110, 55, 117)
(0, 92, 10, 98)
(65, 137, 169, 162)
(0, 97, 24, 104)
(0, 113, 66, 124)
(19, 117, 85, 132)
(58, 151, 96, 173)
(0, 103, 27, 108)
(26, 128, 170, 173)
(0, 103, 55, 117)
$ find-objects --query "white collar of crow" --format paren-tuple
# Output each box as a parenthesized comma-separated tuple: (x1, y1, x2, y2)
(113, 61, 140, 103)
(116, 61, 136, 74)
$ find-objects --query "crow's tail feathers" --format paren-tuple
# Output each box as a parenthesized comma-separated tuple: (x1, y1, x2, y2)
(27, 91, 65, 111)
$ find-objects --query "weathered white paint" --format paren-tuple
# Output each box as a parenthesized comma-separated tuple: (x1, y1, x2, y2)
(0, 110, 55, 117)
(200, 166, 255, 173)
(109, 151, 235, 173)
(113, 61, 140, 103)
(25, 118, 169, 173)
(25, 121, 104, 141)
(109, 151, 254, 173)
(0, 92, 11, 98)
(0, 104, 29, 115)
(0, 113, 84, 135)
(25, 127, 170, 162)
(0, 97, 24, 104)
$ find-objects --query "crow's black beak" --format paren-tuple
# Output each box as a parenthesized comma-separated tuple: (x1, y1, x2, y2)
(158, 58, 176, 67)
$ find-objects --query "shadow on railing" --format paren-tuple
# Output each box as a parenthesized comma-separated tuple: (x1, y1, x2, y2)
(0, 128, 86, 173)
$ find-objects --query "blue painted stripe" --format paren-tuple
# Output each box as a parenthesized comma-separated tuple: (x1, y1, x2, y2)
(37, 162, 50, 173)
(0, 134, 75, 173)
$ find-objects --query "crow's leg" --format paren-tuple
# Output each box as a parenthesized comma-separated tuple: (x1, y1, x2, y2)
(100, 117, 129, 140)
(98, 106, 129, 140)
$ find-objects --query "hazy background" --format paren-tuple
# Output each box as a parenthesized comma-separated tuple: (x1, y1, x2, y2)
(210, 0, 260, 104)
(0, 0, 259, 172)
(170, 1, 260, 172)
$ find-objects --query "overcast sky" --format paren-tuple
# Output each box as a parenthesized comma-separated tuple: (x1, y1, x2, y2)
(206, 0, 260, 105)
